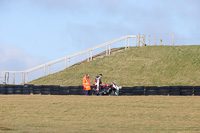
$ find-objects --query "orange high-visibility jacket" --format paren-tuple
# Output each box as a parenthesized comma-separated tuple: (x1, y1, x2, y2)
(82, 76, 91, 90)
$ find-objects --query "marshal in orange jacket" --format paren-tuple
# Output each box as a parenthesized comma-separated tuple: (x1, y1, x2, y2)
(82, 76, 91, 90)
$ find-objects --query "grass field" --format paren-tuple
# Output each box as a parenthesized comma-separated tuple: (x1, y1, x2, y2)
(30, 45, 200, 86)
(0, 95, 200, 133)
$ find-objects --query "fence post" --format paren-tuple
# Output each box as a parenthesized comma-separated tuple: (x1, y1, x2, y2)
(23, 72, 25, 84)
(68, 58, 70, 67)
(155, 36, 156, 46)
(87, 51, 90, 62)
(149, 35, 150, 46)
(143, 34, 146, 46)
(44, 64, 46, 76)
(136, 36, 138, 47)
(109, 44, 111, 55)
(125, 38, 127, 50)
(128, 37, 130, 48)
(90, 50, 93, 61)
(2, 71, 4, 84)
(13, 73, 15, 84)
(26, 72, 28, 83)
(138, 33, 140, 47)
(106, 44, 108, 55)
(21, 72, 23, 84)
(48, 65, 50, 75)
(65, 58, 67, 69)
(172, 32, 174, 46)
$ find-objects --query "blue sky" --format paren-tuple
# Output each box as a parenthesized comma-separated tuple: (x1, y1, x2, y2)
(0, 0, 200, 73)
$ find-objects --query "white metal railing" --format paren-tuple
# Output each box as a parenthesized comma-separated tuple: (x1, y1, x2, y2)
(2, 34, 147, 84)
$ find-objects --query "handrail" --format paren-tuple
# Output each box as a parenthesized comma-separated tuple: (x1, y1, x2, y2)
(2, 35, 139, 84)
(26, 35, 136, 73)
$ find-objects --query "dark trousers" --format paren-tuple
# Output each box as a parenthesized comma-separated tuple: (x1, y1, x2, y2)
(84, 90, 90, 95)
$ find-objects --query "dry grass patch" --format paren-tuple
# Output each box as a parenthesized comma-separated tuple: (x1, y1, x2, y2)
(0, 95, 200, 133)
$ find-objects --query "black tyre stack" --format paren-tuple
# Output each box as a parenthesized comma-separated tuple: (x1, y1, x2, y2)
(0, 84, 6, 95)
(194, 86, 200, 96)
(68, 86, 84, 95)
(41, 85, 51, 95)
(23, 84, 31, 95)
(119, 87, 133, 96)
(145, 86, 157, 95)
(6, 85, 15, 95)
(169, 86, 180, 96)
(132, 86, 145, 95)
(59, 86, 69, 95)
(180, 86, 193, 96)
(14, 85, 23, 95)
(157, 86, 169, 96)
(33, 85, 41, 95)
(50, 85, 60, 95)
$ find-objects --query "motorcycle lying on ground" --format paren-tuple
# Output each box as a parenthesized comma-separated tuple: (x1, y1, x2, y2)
(92, 82, 121, 96)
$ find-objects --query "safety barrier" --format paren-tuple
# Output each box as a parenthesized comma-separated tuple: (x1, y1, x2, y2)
(2, 35, 139, 85)
(0, 85, 199, 96)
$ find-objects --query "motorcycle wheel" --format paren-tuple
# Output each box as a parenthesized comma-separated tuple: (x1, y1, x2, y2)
(110, 90, 118, 96)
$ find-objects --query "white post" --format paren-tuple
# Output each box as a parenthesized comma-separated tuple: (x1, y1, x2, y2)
(128, 37, 130, 48)
(109, 44, 111, 55)
(65, 58, 67, 69)
(125, 38, 127, 50)
(87, 51, 90, 62)
(136, 36, 138, 47)
(155, 36, 156, 46)
(2, 72, 4, 84)
(48, 65, 50, 75)
(149, 35, 150, 46)
(13, 73, 15, 84)
(26, 72, 28, 83)
(44, 64, 46, 76)
(23, 72, 25, 84)
(21, 72, 23, 84)
(160, 39, 162, 45)
(172, 32, 174, 46)
(138, 33, 141, 47)
(7, 72, 9, 84)
(143, 34, 146, 46)
(68, 58, 70, 67)
(106, 44, 108, 55)
(90, 50, 93, 61)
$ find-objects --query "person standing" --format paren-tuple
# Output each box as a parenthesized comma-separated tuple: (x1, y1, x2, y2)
(82, 74, 91, 95)
(95, 74, 103, 91)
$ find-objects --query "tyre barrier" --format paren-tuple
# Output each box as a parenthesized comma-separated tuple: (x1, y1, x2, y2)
(0, 84, 199, 96)
(145, 86, 158, 95)
(157, 86, 169, 95)
(169, 86, 180, 96)
(59, 86, 69, 95)
(14, 85, 23, 95)
(180, 86, 193, 96)
(0, 85, 6, 94)
(41, 85, 51, 95)
(194, 86, 200, 96)
(68, 86, 85, 95)
(133, 86, 145, 95)
(6, 85, 15, 95)
(51, 85, 60, 95)
(119, 87, 133, 96)
(33, 85, 41, 95)
(23, 84, 32, 95)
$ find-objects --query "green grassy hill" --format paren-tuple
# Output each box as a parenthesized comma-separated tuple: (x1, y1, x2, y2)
(30, 45, 200, 86)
